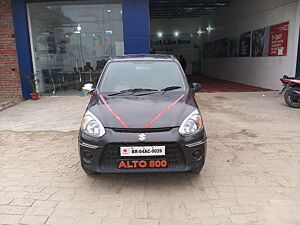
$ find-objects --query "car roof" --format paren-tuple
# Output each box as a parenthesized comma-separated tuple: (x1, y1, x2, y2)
(110, 54, 177, 62)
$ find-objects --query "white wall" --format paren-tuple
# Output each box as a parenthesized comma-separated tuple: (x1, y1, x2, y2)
(151, 0, 300, 90)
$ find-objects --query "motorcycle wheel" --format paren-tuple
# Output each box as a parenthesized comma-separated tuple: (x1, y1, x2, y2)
(284, 87, 300, 108)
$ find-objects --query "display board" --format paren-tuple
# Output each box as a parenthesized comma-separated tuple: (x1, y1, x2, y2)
(239, 32, 251, 57)
(202, 21, 289, 59)
(252, 28, 269, 57)
(228, 36, 239, 57)
(268, 22, 289, 56)
(214, 38, 229, 58)
(203, 42, 214, 58)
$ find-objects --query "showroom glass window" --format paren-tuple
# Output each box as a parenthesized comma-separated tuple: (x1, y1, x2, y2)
(27, 0, 124, 95)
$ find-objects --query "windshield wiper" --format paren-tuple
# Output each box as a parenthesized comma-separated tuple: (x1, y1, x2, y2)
(135, 91, 159, 96)
(161, 86, 181, 94)
(108, 88, 158, 96)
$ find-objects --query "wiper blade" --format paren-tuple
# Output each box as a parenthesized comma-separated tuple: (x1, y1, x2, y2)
(108, 88, 158, 96)
(124, 88, 158, 92)
(135, 91, 158, 96)
(161, 86, 181, 93)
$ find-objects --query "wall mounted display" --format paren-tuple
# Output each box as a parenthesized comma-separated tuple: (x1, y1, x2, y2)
(268, 21, 289, 56)
(252, 28, 269, 57)
(214, 38, 229, 58)
(228, 36, 239, 57)
(239, 32, 251, 57)
(203, 42, 214, 58)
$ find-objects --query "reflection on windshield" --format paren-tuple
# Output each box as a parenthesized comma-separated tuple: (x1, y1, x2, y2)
(99, 61, 186, 93)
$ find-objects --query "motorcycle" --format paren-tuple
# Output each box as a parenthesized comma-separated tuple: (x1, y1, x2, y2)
(280, 75, 300, 108)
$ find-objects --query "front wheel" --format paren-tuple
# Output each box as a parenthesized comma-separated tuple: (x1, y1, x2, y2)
(284, 87, 300, 108)
(191, 166, 202, 174)
(82, 167, 95, 176)
(191, 160, 206, 174)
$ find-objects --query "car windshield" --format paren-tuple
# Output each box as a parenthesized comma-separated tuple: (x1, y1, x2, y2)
(98, 61, 186, 93)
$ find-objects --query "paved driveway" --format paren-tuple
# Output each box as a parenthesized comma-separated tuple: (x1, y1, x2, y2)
(0, 92, 299, 225)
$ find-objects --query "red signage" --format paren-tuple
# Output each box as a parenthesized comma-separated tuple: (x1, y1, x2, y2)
(118, 160, 168, 169)
(268, 22, 289, 56)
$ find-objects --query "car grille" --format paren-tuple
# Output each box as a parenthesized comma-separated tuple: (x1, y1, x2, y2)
(111, 127, 173, 133)
(99, 142, 186, 171)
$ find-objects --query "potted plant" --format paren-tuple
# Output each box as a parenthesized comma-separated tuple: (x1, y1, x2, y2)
(20, 72, 40, 100)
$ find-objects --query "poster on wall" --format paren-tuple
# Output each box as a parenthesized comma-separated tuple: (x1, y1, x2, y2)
(203, 42, 214, 58)
(214, 38, 229, 58)
(239, 32, 251, 57)
(268, 22, 289, 56)
(228, 36, 239, 57)
(252, 28, 269, 57)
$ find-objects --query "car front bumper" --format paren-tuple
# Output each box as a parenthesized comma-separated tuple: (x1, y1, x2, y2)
(78, 127, 207, 173)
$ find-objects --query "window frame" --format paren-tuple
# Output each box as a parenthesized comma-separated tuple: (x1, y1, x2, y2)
(96, 59, 189, 93)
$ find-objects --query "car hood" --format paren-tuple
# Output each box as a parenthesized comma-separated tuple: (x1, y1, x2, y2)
(88, 92, 198, 128)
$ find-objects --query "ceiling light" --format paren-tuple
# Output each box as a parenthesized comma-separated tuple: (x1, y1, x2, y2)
(76, 24, 82, 31)
(107, 9, 111, 13)
(197, 28, 205, 35)
(157, 32, 163, 38)
(174, 31, 179, 37)
(206, 25, 214, 32)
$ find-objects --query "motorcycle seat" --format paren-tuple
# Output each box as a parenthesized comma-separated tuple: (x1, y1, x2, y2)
(283, 75, 300, 80)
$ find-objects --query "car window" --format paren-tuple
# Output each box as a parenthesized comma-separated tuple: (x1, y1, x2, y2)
(99, 61, 186, 92)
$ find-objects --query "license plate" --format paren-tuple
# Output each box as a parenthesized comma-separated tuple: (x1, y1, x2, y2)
(120, 146, 165, 157)
(118, 160, 168, 169)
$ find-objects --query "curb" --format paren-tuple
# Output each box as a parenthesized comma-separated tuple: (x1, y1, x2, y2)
(0, 100, 21, 112)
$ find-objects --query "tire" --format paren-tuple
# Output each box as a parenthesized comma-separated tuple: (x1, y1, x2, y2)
(191, 161, 205, 174)
(284, 87, 300, 108)
(191, 166, 202, 174)
(83, 167, 95, 176)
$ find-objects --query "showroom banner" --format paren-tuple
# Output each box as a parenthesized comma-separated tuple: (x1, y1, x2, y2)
(203, 42, 214, 58)
(239, 32, 251, 57)
(252, 28, 269, 57)
(228, 36, 239, 57)
(268, 22, 289, 56)
(202, 21, 288, 59)
(214, 38, 229, 58)
(151, 34, 194, 49)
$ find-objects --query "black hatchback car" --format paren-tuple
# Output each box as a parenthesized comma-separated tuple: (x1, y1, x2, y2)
(79, 55, 207, 174)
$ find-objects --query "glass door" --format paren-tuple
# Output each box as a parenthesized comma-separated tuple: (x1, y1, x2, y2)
(27, 0, 124, 95)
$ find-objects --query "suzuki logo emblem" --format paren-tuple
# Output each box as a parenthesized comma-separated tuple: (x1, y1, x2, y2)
(138, 133, 146, 141)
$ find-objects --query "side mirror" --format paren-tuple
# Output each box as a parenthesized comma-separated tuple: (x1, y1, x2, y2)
(82, 83, 94, 93)
(190, 83, 202, 93)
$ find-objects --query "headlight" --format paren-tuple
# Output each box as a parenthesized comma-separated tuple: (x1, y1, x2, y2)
(178, 109, 203, 136)
(81, 111, 105, 138)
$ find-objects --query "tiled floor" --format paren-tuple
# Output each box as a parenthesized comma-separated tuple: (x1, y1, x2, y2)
(0, 92, 299, 225)
(188, 76, 271, 93)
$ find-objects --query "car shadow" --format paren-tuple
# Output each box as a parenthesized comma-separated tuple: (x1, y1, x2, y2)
(81, 171, 209, 202)
(86, 171, 206, 191)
